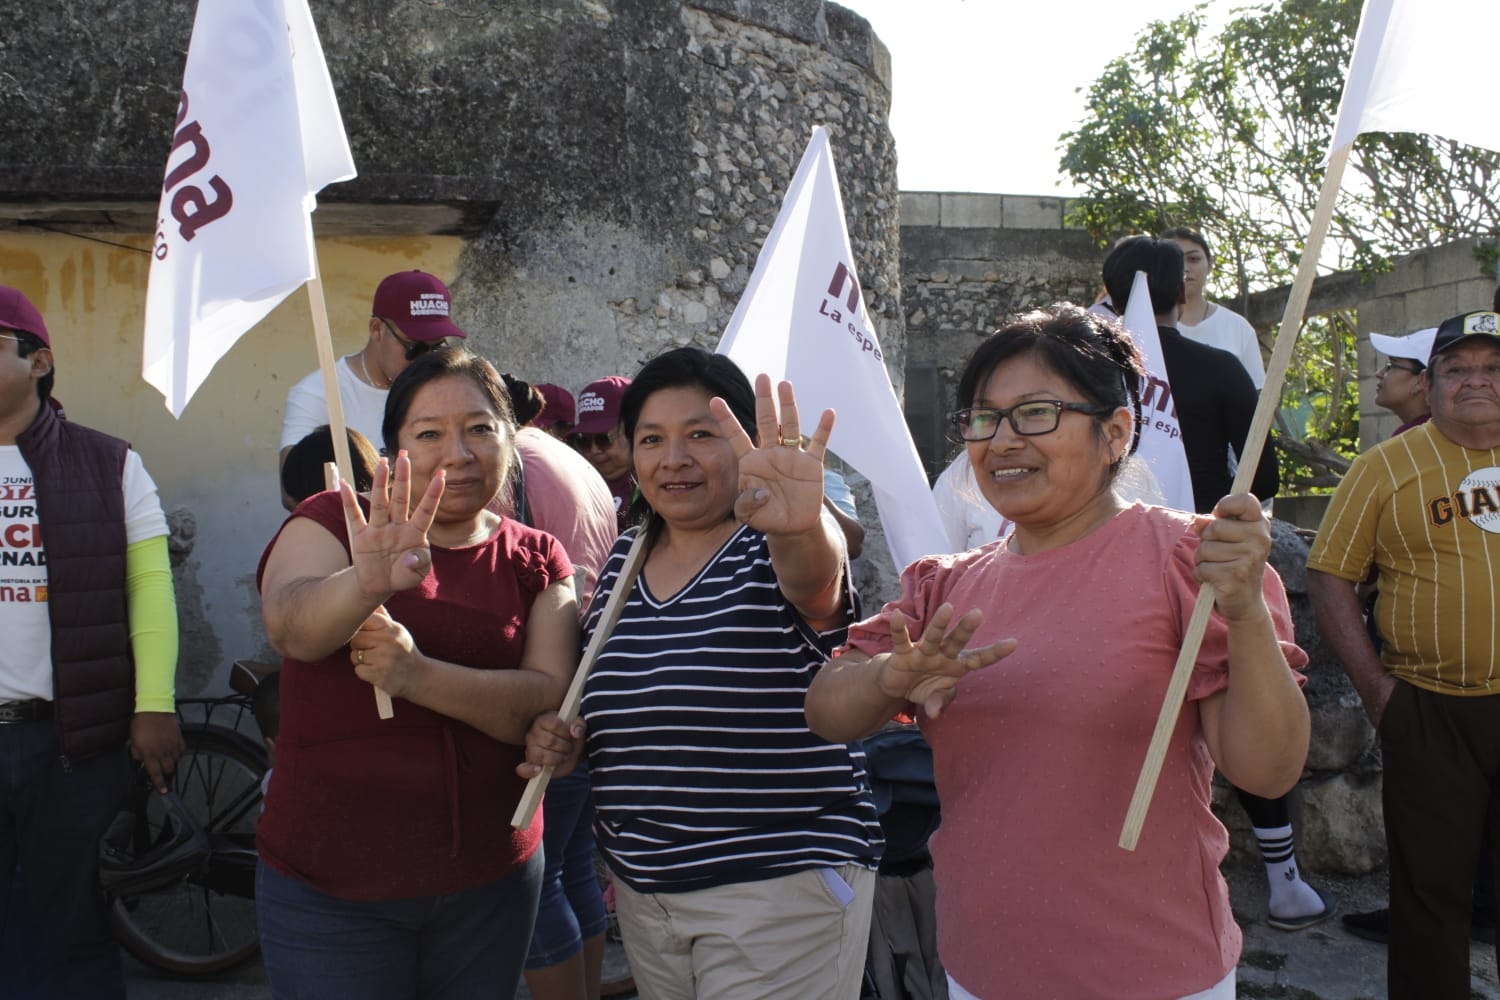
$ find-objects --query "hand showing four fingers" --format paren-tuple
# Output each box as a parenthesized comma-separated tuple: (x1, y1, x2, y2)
(341, 451, 445, 599)
(877, 604, 1017, 720)
(709, 374, 833, 537)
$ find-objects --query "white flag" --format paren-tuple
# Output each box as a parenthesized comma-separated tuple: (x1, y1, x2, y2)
(1328, 0, 1500, 157)
(143, 0, 356, 416)
(717, 126, 948, 569)
(1119, 272, 1194, 512)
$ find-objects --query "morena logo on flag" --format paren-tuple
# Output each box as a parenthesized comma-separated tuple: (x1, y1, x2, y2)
(155, 90, 235, 255)
(816, 262, 882, 363)
(717, 125, 948, 567)
(142, 0, 357, 418)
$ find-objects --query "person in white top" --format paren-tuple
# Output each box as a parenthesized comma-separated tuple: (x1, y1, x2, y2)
(278, 270, 466, 509)
(1163, 228, 1266, 388)
(931, 450, 1005, 552)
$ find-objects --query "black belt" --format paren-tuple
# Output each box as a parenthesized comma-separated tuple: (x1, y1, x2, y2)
(0, 699, 53, 723)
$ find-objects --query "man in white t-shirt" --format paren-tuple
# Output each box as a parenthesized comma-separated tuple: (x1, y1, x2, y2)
(278, 270, 466, 509)
(1163, 227, 1267, 388)
(0, 286, 182, 996)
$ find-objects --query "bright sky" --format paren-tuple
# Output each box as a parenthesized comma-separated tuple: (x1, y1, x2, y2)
(838, 0, 1217, 196)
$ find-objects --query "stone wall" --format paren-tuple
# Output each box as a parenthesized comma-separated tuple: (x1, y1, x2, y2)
(897, 192, 1103, 477)
(0, 1, 902, 381)
(1217, 524, 1387, 875)
(1242, 238, 1498, 449)
(443, 1, 905, 393)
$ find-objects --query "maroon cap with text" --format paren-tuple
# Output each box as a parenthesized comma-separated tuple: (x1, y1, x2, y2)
(372, 270, 466, 343)
(574, 376, 631, 434)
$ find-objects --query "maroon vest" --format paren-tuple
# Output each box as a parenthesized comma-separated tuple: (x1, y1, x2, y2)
(16, 400, 135, 759)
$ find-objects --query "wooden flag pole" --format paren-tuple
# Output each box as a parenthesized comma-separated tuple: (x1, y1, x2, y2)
(306, 265, 355, 488)
(306, 253, 394, 721)
(1119, 145, 1352, 850)
(512, 530, 650, 830)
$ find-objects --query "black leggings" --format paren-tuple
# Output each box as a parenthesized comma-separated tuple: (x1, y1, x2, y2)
(1235, 787, 1289, 830)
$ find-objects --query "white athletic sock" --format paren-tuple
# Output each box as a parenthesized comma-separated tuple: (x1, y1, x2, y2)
(1255, 824, 1325, 918)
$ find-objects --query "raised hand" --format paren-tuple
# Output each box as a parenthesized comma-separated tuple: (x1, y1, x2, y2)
(1193, 493, 1272, 623)
(342, 452, 445, 598)
(877, 605, 1016, 719)
(710, 373, 834, 537)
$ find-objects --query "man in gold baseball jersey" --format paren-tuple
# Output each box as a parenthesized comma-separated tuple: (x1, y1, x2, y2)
(1308, 309, 1500, 998)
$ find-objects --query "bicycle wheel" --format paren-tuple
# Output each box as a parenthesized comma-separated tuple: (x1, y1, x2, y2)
(110, 725, 268, 977)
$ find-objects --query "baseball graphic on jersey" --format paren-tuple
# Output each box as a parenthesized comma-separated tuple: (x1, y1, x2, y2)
(1460, 467, 1500, 535)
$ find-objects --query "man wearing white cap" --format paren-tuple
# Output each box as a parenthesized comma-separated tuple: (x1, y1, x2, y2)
(1369, 328, 1436, 436)
(1309, 310, 1500, 997)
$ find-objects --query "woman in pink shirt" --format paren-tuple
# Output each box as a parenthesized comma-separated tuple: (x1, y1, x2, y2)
(806, 305, 1310, 1000)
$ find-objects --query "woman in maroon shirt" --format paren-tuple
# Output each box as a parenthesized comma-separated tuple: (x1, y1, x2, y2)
(257, 349, 579, 1000)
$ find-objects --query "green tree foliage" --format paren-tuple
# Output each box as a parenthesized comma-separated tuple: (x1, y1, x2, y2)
(1061, 0, 1499, 296)
(1059, 0, 1499, 491)
(1274, 310, 1358, 490)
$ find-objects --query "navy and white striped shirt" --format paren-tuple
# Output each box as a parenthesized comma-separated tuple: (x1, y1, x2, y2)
(581, 524, 883, 892)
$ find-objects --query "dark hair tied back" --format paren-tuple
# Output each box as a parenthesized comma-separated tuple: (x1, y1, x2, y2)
(501, 373, 545, 426)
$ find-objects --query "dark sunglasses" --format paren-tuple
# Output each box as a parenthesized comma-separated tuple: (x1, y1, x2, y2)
(1377, 360, 1423, 377)
(568, 430, 620, 452)
(378, 319, 447, 362)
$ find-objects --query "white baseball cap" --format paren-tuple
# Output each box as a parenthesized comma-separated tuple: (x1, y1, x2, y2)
(1369, 328, 1437, 366)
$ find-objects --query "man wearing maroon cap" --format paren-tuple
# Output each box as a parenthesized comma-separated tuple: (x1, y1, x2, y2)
(277, 270, 466, 509)
(570, 375, 634, 533)
(0, 286, 183, 997)
(532, 383, 576, 439)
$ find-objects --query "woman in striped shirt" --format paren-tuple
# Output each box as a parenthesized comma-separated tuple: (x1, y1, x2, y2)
(520, 346, 882, 1000)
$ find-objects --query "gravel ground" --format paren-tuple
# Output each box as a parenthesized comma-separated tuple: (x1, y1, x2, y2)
(1224, 858, 1499, 999)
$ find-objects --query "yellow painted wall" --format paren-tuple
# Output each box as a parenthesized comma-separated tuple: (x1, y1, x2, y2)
(0, 230, 464, 689)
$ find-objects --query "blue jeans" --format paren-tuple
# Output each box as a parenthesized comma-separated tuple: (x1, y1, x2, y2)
(0, 719, 129, 1000)
(526, 768, 607, 969)
(257, 852, 543, 1000)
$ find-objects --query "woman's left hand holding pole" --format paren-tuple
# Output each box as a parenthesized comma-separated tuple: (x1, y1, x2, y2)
(1193, 493, 1310, 798)
(1193, 493, 1272, 624)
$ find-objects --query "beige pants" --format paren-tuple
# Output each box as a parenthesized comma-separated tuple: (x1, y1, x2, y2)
(612, 864, 876, 1000)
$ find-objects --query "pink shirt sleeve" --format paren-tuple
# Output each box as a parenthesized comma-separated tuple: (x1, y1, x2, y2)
(844, 554, 952, 659)
(1165, 520, 1308, 703)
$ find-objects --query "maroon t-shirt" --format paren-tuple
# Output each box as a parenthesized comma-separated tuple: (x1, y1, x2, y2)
(255, 492, 573, 901)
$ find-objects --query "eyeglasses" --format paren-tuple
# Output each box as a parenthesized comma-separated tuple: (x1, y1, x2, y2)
(951, 400, 1117, 441)
(0, 333, 21, 345)
(378, 319, 448, 362)
(1377, 361, 1423, 377)
(568, 429, 620, 452)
